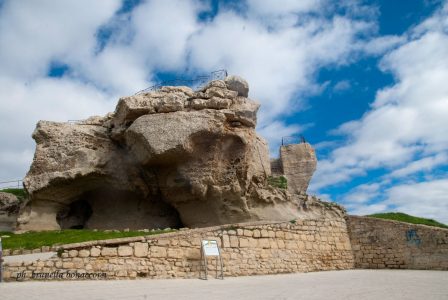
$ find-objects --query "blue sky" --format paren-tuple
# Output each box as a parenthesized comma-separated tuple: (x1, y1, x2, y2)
(0, 0, 447, 223)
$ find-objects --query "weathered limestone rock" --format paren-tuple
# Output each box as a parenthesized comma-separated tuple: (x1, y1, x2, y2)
(280, 143, 317, 193)
(0, 192, 21, 231)
(17, 75, 340, 232)
(225, 76, 249, 97)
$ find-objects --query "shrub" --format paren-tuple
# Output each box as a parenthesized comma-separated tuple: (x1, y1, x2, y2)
(268, 176, 287, 189)
(0, 188, 27, 200)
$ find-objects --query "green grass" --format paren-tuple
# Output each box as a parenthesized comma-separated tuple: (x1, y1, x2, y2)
(367, 212, 448, 229)
(0, 188, 27, 200)
(268, 176, 287, 189)
(0, 229, 175, 250)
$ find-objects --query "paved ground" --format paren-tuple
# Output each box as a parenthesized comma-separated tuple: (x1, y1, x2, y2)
(1, 269, 447, 300)
(3, 252, 57, 263)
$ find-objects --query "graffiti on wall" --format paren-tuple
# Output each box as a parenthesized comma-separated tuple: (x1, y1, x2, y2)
(406, 229, 421, 246)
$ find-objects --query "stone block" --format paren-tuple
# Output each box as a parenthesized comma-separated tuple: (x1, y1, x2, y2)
(239, 238, 249, 248)
(258, 238, 270, 249)
(260, 249, 271, 259)
(78, 249, 90, 258)
(297, 241, 305, 250)
(269, 239, 278, 249)
(150, 246, 167, 258)
(285, 241, 296, 250)
(222, 235, 230, 248)
(185, 248, 201, 260)
(45, 261, 54, 267)
(157, 239, 170, 246)
(167, 248, 183, 259)
(244, 230, 253, 237)
(277, 240, 285, 249)
(275, 231, 284, 238)
(90, 247, 101, 257)
(118, 246, 133, 257)
(134, 242, 149, 257)
(68, 250, 78, 257)
(101, 247, 118, 257)
(230, 236, 239, 248)
(248, 238, 258, 248)
(62, 262, 74, 269)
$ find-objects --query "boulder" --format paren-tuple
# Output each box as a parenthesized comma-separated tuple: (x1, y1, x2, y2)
(0, 192, 21, 231)
(17, 75, 338, 232)
(224, 75, 249, 97)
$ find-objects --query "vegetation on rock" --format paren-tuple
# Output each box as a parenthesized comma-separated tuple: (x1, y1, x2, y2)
(268, 175, 288, 189)
(0, 188, 26, 200)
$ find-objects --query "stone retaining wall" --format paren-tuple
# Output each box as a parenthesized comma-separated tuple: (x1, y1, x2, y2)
(2, 218, 354, 281)
(347, 216, 448, 270)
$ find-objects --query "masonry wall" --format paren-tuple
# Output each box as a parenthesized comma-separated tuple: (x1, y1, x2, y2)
(3, 218, 354, 281)
(347, 216, 448, 270)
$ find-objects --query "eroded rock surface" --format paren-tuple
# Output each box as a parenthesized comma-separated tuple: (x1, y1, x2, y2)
(17, 75, 342, 231)
(280, 143, 317, 194)
(0, 192, 21, 231)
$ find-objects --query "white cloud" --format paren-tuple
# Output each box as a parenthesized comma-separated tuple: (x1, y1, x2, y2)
(385, 179, 448, 224)
(362, 35, 406, 55)
(346, 202, 388, 216)
(187, 10, 373, 132)
(246, 0, 323, 29)
(0, 0, 123, 181)
(258, 122, 304, 155)
(0, 76, 113, 179)
(344, 183, 380, 203)
(0, 0, 122, 79)
(311, 4, 448, 191)
(388, 152, 448, 178)
(131, 0, 205, 71)
(333, 80, 351, 92)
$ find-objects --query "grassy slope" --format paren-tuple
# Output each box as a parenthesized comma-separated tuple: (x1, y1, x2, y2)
(367, 212, 448, 229)
(0, 188, 27, 200)
(0, 229, 175, 250)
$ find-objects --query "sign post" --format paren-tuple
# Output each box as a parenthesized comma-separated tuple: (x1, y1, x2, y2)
(0, 237, 3, 283)
(200, 239, 223, 280)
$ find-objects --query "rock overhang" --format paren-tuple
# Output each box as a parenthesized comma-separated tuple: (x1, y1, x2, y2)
(14, 75, 339, 232)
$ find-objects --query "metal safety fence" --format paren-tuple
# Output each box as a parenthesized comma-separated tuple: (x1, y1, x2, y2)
(281, 136, 307, 146)
(0, 179, 23, 190)
(135, 69, 228, 95)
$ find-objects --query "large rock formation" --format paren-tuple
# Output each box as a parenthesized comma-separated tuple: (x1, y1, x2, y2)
(17, 76, 344, 231)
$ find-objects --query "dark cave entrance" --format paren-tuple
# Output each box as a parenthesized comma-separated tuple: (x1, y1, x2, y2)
(56, 199, 93, 229)
(56, 188, 183, 230)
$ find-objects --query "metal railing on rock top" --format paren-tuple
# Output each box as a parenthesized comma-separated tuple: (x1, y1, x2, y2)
(135, 69, 228, 95)
(281, 136, 307, 146)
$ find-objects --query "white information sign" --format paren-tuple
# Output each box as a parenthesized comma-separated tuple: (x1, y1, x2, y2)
(202, 240, 220, 256)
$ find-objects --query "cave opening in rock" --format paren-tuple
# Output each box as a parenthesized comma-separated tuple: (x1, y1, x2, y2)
(56, 187, 183, 230)
(56, 199, 92, 229)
